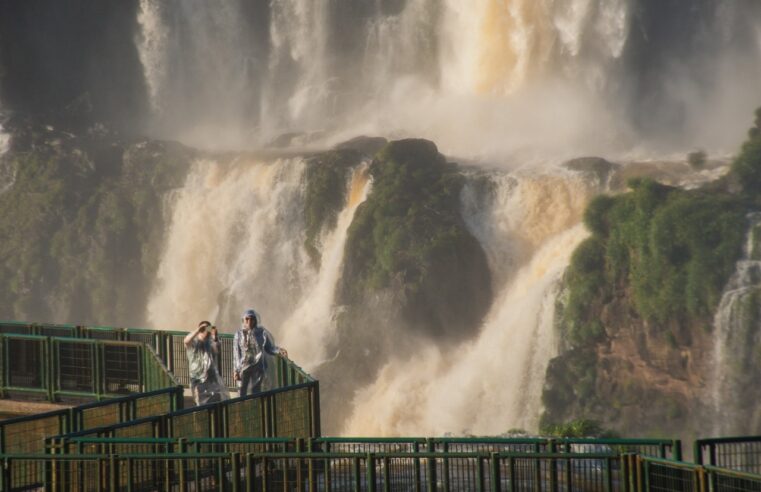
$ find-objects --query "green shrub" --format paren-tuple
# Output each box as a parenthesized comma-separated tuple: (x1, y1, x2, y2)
(561, 178, 745, 343)
(303, 150, 363, 267)
(731, 107, 761, 196)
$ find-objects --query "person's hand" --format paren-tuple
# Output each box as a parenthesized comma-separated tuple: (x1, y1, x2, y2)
(279, 348, 288, 359)
(233, 371, 240, 381)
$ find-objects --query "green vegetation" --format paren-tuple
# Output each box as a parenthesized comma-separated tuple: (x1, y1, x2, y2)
(0, 126, 192, 325)
(303, 150, 363, 267)
(560, 179, 745, 346)
(687, 150, 707, 170)
(339, 139, 491, 338)
(731, 107, 761, 196)
(540, 419, 616, 438)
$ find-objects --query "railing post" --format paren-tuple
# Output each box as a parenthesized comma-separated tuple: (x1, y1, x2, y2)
(426, 438, 437, 491)
(694, 442, 704, 466)
(310, 382, 321, 438)
(694, 466, 703, 492)
(413, 441, 422, 492)
(442, 441, 450, 492)
(477, 456, 485, 492)
(673, 440, 682, 461)
(231, 452, 241, 492)
(549, 439, 558, 492)
(353, 457, 361, 492)
(366, 453, 377, 492)
(490, 452, 500, 492)
(47, 337, 56, 402)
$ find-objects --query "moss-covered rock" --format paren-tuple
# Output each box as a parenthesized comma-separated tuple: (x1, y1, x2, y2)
(0, 120, 193, 325)
(544, 170, 748, 435)
(338, 139, 492, 339)
(303, 149, 365, 267)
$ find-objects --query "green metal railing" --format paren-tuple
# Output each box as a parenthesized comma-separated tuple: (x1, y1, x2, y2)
(0, 320, 314, 392)
(47, 382, 320, 446)
(695, 435, 761, 475)
(0, 334, 179, 401)
(0, 450, 628, 492)
(0, 387, 182, 490)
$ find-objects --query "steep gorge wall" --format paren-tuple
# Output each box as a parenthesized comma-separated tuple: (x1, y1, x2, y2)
(543, 116, 761, 438)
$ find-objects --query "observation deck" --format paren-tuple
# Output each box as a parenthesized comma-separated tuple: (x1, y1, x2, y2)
(0, 320, 759, 491)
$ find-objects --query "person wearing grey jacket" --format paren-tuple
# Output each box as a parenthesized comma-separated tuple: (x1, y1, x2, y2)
(233, 309, 288, 397)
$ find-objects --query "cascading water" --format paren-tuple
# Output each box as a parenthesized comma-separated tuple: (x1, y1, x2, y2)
(147, 156, 313, 332)
(148, 156, 372, 370)
(710, 212, 761, 436)
(341, 169, 595, 435)
(133, 1, 761, 157)
(117, 0, 761, 435)
(279, 165, 372, 369)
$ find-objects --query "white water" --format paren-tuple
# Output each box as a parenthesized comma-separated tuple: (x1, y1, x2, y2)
(338, 170, 595, 435)
(148, 157, 372, 371)
(134, 1, 761, 158)
(279, 165, 371, 368)
(710, 213, 761, 435)
(148, 156, 312, 332)
(342, 224, 588, 436)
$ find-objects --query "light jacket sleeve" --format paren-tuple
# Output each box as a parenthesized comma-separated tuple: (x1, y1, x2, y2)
(233, 330, 242, 372)
(263, 328, 280, 356)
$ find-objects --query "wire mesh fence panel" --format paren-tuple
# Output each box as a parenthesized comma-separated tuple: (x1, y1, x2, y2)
(274, 386, 311, 437)
(112, 418, 161, 440)
(133, 388, 180, 419)
(84, 327, 123, 340)
(646, 460, 699, 492)
(1, 410, 68, 489)
(710, 441, 761, 474)
(439, 455, 486, 491)
(6, 337, 45, 390)
(119, 456, 170, 491)
(437, 440, 545, 454)
(78, 401, 123, 431)
(710, 468, 761, 492)
(562, 439, 676, 460)
(193, 438, 292, 456)
(49, 456, 107, 492)
(249, 454, 367, 492)
(36, 324, 77, 338)
(494, 454, 620, 492)
(125, 329, 159, 353)
(102, 344, 141, 394)
(171, 406, 216, 439)
(168, 333, 191, 387)
(0, 322, 33, 335)
(225, 396, 266, 439)
(56, 340, 95, 394)
(319, 439, 424, 454)
(219, 335, 236, 389)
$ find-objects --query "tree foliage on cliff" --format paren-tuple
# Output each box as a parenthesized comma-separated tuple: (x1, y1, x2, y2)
(562, 179, 746, 346)
(731, 107, 761, 197)
(0, 123, 191, 324)
(339, 139, 491, 338)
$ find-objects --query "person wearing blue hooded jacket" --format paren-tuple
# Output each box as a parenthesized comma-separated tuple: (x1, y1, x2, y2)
(233, 309, 288, 397)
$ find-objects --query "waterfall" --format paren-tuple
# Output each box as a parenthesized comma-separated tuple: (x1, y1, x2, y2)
(147, 156, 312, 332)
(342, 224, 588, 436)
(710, 212, 761, 436)
(279, 165, 372, 369)
(133, 1, 761, 157)
(147, 156, 371, 371)
(341, 170, 595, 435)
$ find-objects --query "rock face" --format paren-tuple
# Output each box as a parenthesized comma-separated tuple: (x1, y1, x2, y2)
(0, 117, 192, 325)
(542, 172, 754, 438)
(317, 139, 493, 432)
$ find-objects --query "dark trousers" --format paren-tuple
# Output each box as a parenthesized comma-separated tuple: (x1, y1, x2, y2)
(239, 365, 265, 397)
